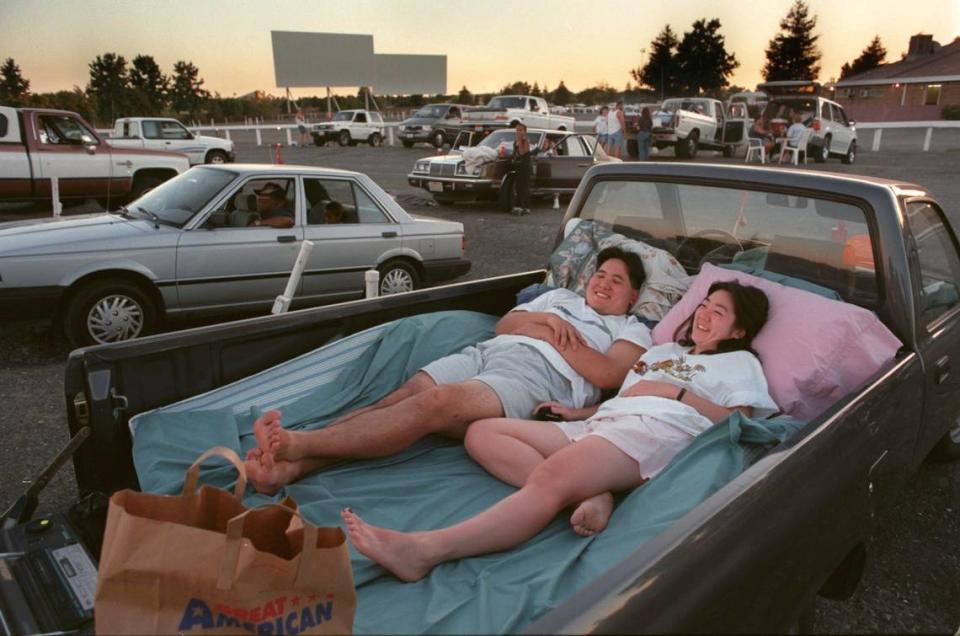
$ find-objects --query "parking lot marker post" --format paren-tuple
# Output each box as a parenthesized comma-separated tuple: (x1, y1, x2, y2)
(387, 127, 395, 146)
(255, 128, 262, 146)
(285, 128, 293, 146)
(272, 240, 314, 315)
(872, 129, 882, 152)
(50, 177, 62, 218)
(923, 128, 932, 152)
(365, 270, 380, 298)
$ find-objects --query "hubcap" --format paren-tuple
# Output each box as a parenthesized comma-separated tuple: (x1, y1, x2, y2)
(87, 294, 144, 343)
(380, 269, 413, 295)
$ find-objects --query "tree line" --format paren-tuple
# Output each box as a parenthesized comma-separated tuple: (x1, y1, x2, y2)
(1, 1, 892, 124)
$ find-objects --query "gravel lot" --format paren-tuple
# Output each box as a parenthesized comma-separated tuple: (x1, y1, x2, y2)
(1, 132, 958, 633)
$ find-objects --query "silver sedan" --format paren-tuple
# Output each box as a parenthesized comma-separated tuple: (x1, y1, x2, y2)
(0, 164, 470, 346)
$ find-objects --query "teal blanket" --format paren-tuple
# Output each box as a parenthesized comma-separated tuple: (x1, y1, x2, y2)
(131, 310, 803, 634)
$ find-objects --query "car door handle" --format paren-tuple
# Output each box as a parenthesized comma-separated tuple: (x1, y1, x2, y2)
(277, 235, 297, 243)
(935, 355, 950, 384)
(382, 231, 398, 238)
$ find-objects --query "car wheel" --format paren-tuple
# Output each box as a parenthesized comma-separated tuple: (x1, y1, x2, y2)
(401, 140, 415, 148)
(369, 132, 382, 147)
(378, 260, 420, 295)
(431, 130, 445, 149)
(722, 145, 734, 158)
(312, 134, 323, 147)
(206, 150, 228, 164)
(129, 174, 162, 200)
(686, 132, 699, 159)
(337, 130, 351, 147)
(929, 416, 960, 462)
(815, 135, 831, 163)
(498, 175, 516, 212)
(64, 279, 158, 347)
(841, 141, 856, 165)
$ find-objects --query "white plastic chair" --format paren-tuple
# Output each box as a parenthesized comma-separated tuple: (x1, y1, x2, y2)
(779, 127, 812, 165)
(744, 137, 766, 164)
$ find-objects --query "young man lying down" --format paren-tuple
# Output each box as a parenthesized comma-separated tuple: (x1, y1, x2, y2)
(246, 247, 653, 524)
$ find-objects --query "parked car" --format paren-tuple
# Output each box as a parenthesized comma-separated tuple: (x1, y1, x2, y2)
(758, 81, 858, 164)
(0, 164, 469, 346)
(63, 163, 960, 632)
(651, 97, 748, 158)
(311, 110, 385, 147)
(407, 128, 600, 210)
(107, 117, 235, 165)
(461, 95, 575, 135)
(398, 103, 467, 148)
(0, 106, 190, 208)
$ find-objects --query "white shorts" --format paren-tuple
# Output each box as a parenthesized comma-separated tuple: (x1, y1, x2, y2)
(554, 414, 693, 479)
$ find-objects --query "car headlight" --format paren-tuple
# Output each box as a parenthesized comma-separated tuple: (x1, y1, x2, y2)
(422, 125, 432, 132)
(399, 125, 407, 131)
(415, 161, 430, 172)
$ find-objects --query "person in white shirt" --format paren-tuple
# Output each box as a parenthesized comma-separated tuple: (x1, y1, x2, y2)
(606, 102, 627, 159)
(246, 247, 653, 493)
(294, 108, 309, 147)
(785, 113, 807, 148)
(593, 106, 610, 152)
(341, 280, 776, 582)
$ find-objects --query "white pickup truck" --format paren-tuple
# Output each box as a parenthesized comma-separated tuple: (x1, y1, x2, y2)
(651, 97, 748, 159)
(462, 95, 575, 135)
(0, 106, 190, 208)
(108, 117, 235, 165)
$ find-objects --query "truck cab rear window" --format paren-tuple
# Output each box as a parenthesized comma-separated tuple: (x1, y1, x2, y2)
(0, 114, 7, 138)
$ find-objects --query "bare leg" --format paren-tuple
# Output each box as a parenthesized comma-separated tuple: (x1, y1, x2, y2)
(323, 372, 437, 429)
(342, 436, 643, 582)
(261, 380, 504, 463)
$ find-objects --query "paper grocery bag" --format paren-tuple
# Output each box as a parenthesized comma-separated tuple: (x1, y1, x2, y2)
(95, 447, 356, 635)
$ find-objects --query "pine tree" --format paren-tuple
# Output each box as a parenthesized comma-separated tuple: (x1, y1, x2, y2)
(86, 53, 130, 122)
(633, 25, 681, 99)
(129, 54, 169, 114)
(675, 18, 739, 95)
(550, 81, 573, 106)
(839, 36, 887, 79)
(457, 85, 473, 104)
(0, 58, 31, 106)
(762, 0, 822, 82)
(169, 60, 209, 117)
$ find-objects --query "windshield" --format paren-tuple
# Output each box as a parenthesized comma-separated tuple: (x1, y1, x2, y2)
(128, 167, 237, 227)
(413, 105, 447, 118)
(487, 96, 526, 110)
(477, 129, 545, 153)
(332, 111, 355, 121)
(576, 180, 878, 307)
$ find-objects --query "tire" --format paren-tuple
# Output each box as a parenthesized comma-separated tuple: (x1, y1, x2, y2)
(401, 140, 415, 148)
(675, 138, 689, 159)
(312, 134, 323, 147)
(378, 259, 420, 296)
(129, 175, 162, 201)
(722, 145, 734, 158)
(686, 132, 699, 159)
(64, 279, 158, 347)
(431, 130, 445, 149)
(815, 135, 831, 163)
(205, 150, 228, 164)
(841, 141, 856, 165)
(929, 416, 960, 462)
(498, 175, 516, 212)
(337, 130, 351, 147)
(369, 132, 382, 147)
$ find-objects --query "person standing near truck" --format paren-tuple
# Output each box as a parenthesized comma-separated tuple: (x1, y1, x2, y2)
(295, 109, 309, 147)
(607, 102, 626, 159)
(510, 123, 534, 216)
(635, 107, 653, 161)
(594, 106, 610, 152)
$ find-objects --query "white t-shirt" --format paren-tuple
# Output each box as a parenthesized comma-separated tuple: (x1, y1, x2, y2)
(594, 115, 608, 135)
(597, 342, 778, 435)
(786, 122, 806, 146)
(607, 109, 622, 135)
(502, 288, 652, 406)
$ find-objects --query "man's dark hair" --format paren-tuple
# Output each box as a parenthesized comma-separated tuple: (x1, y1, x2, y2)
(325, 200, 344, 222)
(596, 246, 645, 290)
(673, 280, 770, 356)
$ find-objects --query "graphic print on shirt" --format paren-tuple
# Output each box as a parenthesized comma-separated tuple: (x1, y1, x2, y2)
(633, 355, 706, 382)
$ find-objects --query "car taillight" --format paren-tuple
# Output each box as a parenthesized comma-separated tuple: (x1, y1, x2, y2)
(812, 119, 821, 131)
(462, 236, 466, 251)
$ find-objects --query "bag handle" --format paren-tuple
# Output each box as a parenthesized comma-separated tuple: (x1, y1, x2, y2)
(218, 503, 321, 591)
(182, 446, 247, 499)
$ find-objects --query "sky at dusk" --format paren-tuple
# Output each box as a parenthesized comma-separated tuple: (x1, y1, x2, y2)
(2, 0, 958, 98)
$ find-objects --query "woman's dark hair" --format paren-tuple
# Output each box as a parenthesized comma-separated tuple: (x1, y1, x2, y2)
(673, 280, 769, 356)
(596, 246, 645, 291)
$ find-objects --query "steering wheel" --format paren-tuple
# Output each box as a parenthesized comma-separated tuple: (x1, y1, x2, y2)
(676, 229, 745, 271)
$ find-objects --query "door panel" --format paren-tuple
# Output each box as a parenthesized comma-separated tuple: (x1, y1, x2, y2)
(32, 114, 113, 199)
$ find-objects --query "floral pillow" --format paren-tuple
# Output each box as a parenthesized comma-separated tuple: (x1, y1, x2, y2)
(547, 219, 690, 321)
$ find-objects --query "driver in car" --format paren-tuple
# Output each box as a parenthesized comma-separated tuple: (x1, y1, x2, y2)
(254, 182, 295, 228)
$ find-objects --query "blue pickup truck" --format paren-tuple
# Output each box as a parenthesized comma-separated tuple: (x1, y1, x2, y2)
(63, 163, 959, 632)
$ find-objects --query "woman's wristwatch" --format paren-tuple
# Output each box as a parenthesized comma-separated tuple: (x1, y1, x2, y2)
(675, 388, 687, 402)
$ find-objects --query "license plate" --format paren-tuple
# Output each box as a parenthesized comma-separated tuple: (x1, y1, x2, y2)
(474, 125, 483, 132)
(428, 181, 443, 192)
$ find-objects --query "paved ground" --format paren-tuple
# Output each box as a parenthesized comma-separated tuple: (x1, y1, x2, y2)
(1, 134, 958, 633)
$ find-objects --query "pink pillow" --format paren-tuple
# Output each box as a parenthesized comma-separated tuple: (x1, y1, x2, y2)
(651, 263, 902, 421)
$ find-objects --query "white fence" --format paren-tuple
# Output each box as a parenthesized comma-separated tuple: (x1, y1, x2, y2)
(98, 119, 960, 152)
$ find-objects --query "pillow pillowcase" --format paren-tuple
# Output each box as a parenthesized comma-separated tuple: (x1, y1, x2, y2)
(548, 220, 690, 321)
(651, 263, 902, 421)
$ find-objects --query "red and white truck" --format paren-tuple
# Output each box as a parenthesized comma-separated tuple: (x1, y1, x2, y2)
(0, 106, 190, 208)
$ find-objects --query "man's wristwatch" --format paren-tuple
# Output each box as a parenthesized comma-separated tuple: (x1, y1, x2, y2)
(676, 388, 687, 402)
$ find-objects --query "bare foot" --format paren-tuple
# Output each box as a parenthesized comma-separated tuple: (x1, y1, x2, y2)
(252, 409, 305, 462)
(340, 508, 436, 582)
(570, 492, 615, 537)
(244, 448, 303, 495)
